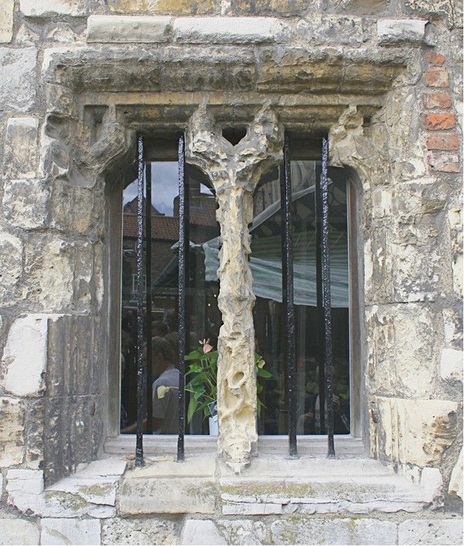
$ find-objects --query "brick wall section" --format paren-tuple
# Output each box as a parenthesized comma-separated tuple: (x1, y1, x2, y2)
(423, 52, 461, 173)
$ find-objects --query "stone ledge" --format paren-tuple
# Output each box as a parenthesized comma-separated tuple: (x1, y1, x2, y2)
(377, 19, 427, 44)
(87, 16, 171, 43)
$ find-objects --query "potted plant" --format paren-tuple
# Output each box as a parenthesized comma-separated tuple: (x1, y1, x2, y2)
(185, 339, 271, 434)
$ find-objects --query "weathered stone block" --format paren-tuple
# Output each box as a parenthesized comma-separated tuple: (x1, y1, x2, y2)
(87, 15, 171, 43)
(173, 17, 285, 43)
(398, 518, 463, 545)
(377, 19, 427, 44)
(0, 48, 37, 111)
(0, 397, 25, 466)
(448, 449, 463, 500)
(439, 348, 463, 382)
(3, 179, 50, 229)
(270, 517, 397, 545)
(0, 519, 40, 545)
(3, 117, 39, 178)
(1, 315, 60, 397)
(7, 469, 44, 496)
(375, 397, 458, 466)
(330, 0, 390, 16)
(101, 517, 178, 545)
(106, 0, 214, 14)
(403, 0, 455, 26)
(297, 15, 364, 45)
(428, 151, 460, 173)
(181, 519, 227, 545)
(231, 0, 311, 16)
(41, 518, 100, 545)
(0, 233, 22, 307)
(20, 0, 86, 16)
(218, 519, 269, 545)
(0, 0, 14, 43)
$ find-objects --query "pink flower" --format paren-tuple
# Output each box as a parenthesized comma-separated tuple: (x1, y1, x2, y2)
(200, 339, 213, 354)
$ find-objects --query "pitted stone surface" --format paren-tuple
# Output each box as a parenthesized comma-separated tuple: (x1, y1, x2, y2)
(20, 0, 86, 16)
(87, 16, 171, 43)
(0, 518, 40, 545)
(0, 48, 37, 111)
(0, 0, 14, 43)
(41, 518, 100, 545)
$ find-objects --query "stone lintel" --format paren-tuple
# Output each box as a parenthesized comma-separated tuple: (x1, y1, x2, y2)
(377, 19, 427, 44)
(87, 15, 171, 43)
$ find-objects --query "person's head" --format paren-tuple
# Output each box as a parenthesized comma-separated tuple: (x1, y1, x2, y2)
(151, 336, 174, 376)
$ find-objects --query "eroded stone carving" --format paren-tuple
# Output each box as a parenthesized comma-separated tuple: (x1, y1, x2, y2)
(186, 104, 283, 469)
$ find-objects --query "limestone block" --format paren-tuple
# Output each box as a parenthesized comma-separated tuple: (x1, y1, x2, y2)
(41, 518, 100, 545)
(3, 179, 50, 229)
(1, 315, 60, 397)
(297, 15, 364, 45)
(0, 233, 22, 307)
(230, 0, 310, 15)
(377, 19, 427, 44)
(0, 47, 37, 111)
(270, 517, 397, 545)
(448, 449, 463, 500)
(23, 237, 74, 309)
(0, 0, 14, 43)
(6, 469, 44, 495)
(398, 518, 463, 545)
(0, 397, 25, 466)
(20, 0, 86, 16)
(173, 17, 285, 43)
(218, 519, 268, 546)
(3, 117, 39, 178)
(87, 16, 171, 43)
(375, 397, 458, 466)
(420, 467, 443, 503)
(439, 348, 463, 382)
(105, 0, 214, 14)
(181, 519, 227, 545)
(101, 517, 178, 545)
(0, 519, 40, 545)
(330, 0, 390, 16)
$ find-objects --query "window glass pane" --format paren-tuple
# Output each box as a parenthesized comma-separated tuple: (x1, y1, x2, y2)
(120, 159, 220, 434)
(252, 161, 350, 435)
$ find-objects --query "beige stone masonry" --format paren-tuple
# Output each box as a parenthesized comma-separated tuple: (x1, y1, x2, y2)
(377, 19, 427, 44)
(87, 16, 171, 43)
(0, 0, 14, 43)
(20, 0, 86, 16)
(3, 117, 39, 179)
(173, 17, 285, 43)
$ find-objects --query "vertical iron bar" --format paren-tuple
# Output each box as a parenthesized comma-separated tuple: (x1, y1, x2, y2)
(315, 162, 326, 434)
(145, 162, 153, 434)
(177, 134, 186, 462)
(320, 137, 335, 457)
(281, 132, 297, 458)
(135, 134, 145, 467)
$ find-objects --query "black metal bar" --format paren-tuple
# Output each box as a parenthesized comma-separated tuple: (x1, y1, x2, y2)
(177, 134, 186, 462)
(281, 132, 297, 458)
(135, 134, 145, 467)
(145, 162, 153, 434)
(320, 137, 335, 457)
(315, 160, 326, 435)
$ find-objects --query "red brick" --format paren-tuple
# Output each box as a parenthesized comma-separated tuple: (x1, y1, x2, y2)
(426, 134, 459, 150)
(423, 113, 456, 130)
(426, 67, 449, 88)
(425, 52, 446, 65)
(428, 152, 461, 173)
(423, 91, 452, 109)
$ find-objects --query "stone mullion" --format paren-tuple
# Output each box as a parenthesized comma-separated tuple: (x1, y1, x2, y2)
(216, 185, 257, 468)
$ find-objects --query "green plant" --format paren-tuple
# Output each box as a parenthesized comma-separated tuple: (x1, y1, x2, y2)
(185, 339, 272, 423)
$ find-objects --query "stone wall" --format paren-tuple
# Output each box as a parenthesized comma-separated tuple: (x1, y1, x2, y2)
(0, 0, 462, 539)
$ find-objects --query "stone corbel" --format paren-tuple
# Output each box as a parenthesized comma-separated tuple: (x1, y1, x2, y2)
(186, 105, 283, 470)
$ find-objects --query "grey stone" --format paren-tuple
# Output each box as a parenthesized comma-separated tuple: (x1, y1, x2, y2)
(0, 48, 37, 111)
(87, 16, 171, 43)
(0, 233, 22, 307)
(297, 15, 364, 45)
(271, 517, 397, 545)
(101, 517, 178, 545)
(20, 0, 86, 16)
(173, 17, 285, 44)
(181, 519, 227, 545)
(3, 117, 39, 178)
(0, 0, 14, 43)
(0, 397, 25, 467)
(0, 518, 40, 545)
(41, 518, 100, 545)
(398, 518, 463, 545)
(377, 19, 427, 44)
(2, 179, 50, 229)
